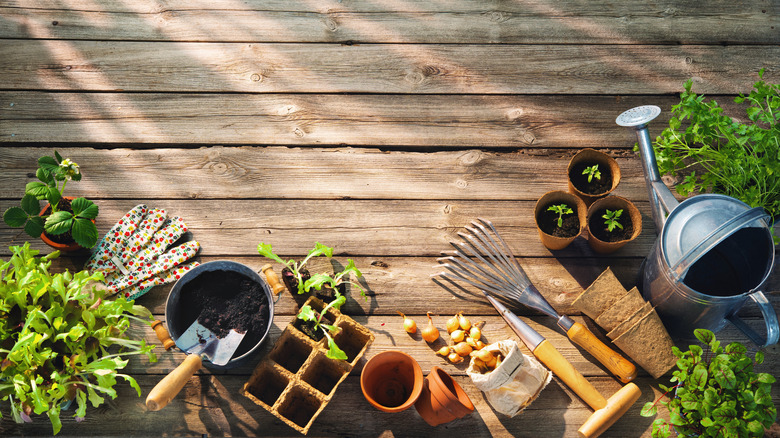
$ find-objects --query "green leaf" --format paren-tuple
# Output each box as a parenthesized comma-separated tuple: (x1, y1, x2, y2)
(46, 187, 61, 209)
(47, 406, 62, 435)
(3, 207, 29, 227)
(24, 216, 45, 238)
(304, 273, 335, 292)
(38, 156, 59, 174)
(324, 333, 347, 361)
(640, 401, 657, 417)
(256, 243, 289, 267)
(45, 211, 73, 235)
(691, 363, 708, 390)
(71, 198, 98, 219)
(297, 305, 318, 322)
(25, 181, 49, 198)
(72, 218, 98, 248)
(757, 373, 775, 384)
(20, 194, 41, 216)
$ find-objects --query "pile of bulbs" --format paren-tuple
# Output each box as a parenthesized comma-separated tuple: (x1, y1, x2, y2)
(396, 310, 502, 370)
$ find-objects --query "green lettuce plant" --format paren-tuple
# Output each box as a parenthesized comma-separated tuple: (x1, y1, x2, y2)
(650, 70, 780, 228)
(640, 329, 776, 437)
(0, 243, 157, 434)
(3, 151, 99, 248)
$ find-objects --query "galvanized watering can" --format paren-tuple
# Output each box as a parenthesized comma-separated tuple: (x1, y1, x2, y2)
(616, 106, 778, 347)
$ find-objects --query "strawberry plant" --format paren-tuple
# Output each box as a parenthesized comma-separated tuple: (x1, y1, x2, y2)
(641, 329, 776, 437)
(3, 151, 99, 248)
(0, 243, 157, 434)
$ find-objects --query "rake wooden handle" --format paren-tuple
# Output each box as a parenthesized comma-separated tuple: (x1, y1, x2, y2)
(151, 319, 175, 350)
(261, 264, 286, 297)
(146, 354, 202, 411)
(533, 339, 607, 411)
(567, 322, 637, 384)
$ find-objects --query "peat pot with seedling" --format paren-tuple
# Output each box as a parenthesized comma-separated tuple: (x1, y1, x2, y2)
(3, 152, 99, 252)
(568, 148, 621, 205)
(534, 190, 587, 250)
(586, 195, 643, 254)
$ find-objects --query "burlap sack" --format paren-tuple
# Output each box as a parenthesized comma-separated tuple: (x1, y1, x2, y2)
(467, 340, 551, 417)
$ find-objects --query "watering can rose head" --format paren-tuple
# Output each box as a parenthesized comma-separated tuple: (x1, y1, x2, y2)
(2, 151, 99, 248)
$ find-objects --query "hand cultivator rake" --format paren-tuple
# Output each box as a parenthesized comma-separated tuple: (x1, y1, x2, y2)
(435, 218, 636, 384)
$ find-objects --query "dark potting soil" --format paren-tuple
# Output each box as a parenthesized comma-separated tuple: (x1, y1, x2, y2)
(588, 208, 633, 242)
(537, 203, 581, 237)
(569, 162, 613, 195)
(42, 198, 75, 244)
(182, 270, 270, 339)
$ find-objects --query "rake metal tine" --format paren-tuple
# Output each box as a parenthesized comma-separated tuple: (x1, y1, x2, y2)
(455, 231, 519, 291)
(477, 218, 529, 280)
(464, 224, 525, 287)
(445, 244, 526, 303)
(438, 255, 515, 296)
(436, 264, 510, 297)
(451, 233, 513, 294)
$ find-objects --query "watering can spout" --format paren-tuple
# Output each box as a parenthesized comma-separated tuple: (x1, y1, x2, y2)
(616, 105, 678, 232)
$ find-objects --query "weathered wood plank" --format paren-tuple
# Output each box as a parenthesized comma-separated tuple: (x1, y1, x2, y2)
(0, 147, 652, 199)
(1, 1, 776, 44)
(0, 198, 660, 258)
(1, 41, 776, 93)
(0, 93, 683, 146)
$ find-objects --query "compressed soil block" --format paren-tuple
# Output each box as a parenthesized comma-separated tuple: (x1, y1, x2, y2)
(571, 267, 627, 320)
(595, 287, 645, 332)
(612, 309, 677, 379)
(241, 296, 374, 435)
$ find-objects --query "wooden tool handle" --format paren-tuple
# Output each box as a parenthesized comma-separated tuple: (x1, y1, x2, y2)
(151, 319, 176, 350)
(261, 264, 286, 297)
(146, 354, 202, 411)
(567, 322, 637, 384)
(578, 382, 642, 438)
(533, 339, 607, 411)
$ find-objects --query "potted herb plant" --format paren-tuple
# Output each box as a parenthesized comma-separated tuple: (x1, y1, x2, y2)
(651, 70, 779, 236)
(0, 243, 157, 435)
(3, 152, 99, 251)
(641, 329, 776, 437)
(585, 195, 642, 253)
(534, 191, 587, 250)
(567, 148, 621, 205)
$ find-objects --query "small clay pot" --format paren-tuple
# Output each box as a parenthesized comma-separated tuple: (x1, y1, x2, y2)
(38, 196, 91, 252)
(414, 366, 475, 426)
(586, 195, 642, 254)
(567, 148, 621, 205)
(534, 191, 587, 250)
(360, 351, 423, 413)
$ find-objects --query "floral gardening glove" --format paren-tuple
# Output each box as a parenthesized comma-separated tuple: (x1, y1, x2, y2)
(86, 204, 200, 300)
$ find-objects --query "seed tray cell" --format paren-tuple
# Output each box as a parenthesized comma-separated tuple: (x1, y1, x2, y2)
(242, 296, 375, 435)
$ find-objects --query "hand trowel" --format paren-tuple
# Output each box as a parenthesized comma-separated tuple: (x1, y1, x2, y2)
(146, 320, 245, 411)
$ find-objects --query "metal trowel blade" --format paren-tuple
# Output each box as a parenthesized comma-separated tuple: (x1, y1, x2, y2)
(176, 320, 245, 367)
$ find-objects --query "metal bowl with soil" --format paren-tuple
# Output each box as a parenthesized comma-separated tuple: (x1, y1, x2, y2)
(165, 261, 274, 370)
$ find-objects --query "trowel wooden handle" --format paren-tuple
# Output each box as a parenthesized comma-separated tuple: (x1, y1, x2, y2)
(151, 319, 175, 350)
(261, 264, 286, 297)
(533, 339, 607, 411)
(567, 322, 637, 384)
(146, 354, 202, 411)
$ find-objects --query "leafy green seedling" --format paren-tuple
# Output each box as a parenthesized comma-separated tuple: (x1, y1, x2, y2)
(582, 164, 601, 183)
(3, 151, 99, 248)
(547, 204, 573, 228)
(297, 294, 348, 360)
(640, 329, 776, 438)
(602, 209, 624, 232)
(0, 243, 157, 434)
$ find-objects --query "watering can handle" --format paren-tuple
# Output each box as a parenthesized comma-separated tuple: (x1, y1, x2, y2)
(669, 207, 770, 280)
(726, 291, 779, 348)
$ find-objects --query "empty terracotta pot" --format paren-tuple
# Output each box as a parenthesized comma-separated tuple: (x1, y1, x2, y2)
(414, 366, 475, 426)
(360, 351, 423, 413)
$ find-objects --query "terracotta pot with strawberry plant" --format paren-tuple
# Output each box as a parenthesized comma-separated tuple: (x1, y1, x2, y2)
(534, 191, 587, 250)
(568, 148, 621, 205)
(3, 152, 99, 252)
(586, 195, 642, 253)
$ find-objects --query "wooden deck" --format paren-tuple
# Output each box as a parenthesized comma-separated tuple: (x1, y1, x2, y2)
(1, 1, 779, 436)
